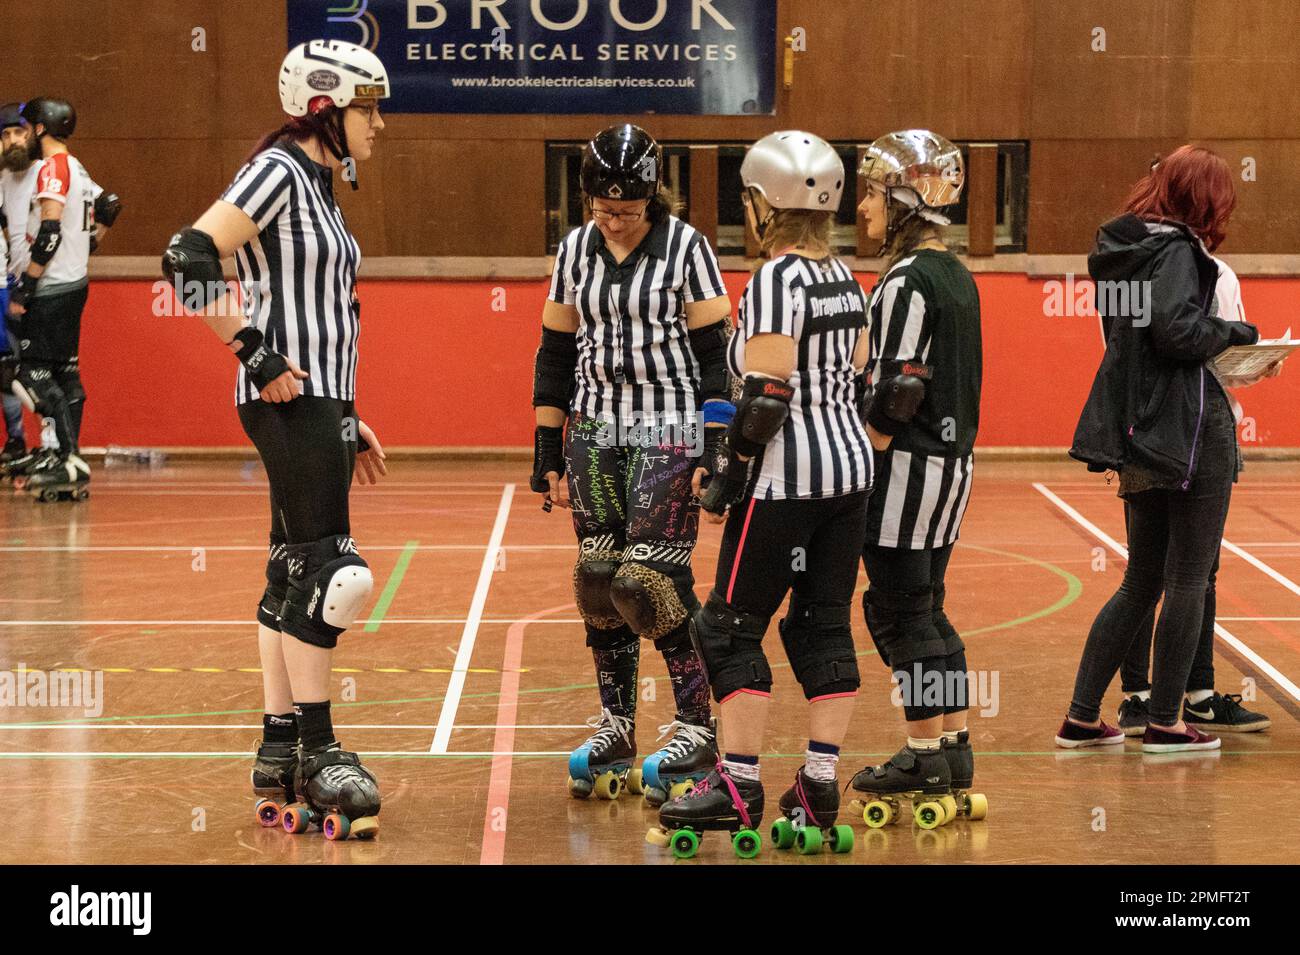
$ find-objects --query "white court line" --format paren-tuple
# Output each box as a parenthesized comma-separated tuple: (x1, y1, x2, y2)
(0, 621, 582, 628)
(1217, 617, 1300, 622)
(0, 544, 571, 553)
(431, 484, 515, 753)
(0, 724, 588, 731)
(0, 751, 568, 758)
(1230, 542, 1300, 548)
(1221, 539, 1300, 599)
(1034, 482, 1300, 704)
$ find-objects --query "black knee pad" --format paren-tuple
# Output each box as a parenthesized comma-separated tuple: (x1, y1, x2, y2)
(574, 534, 622, 629)
(779, 598, 860, 700)
(610, 555, 698, 643)
(55, 361, 84, 403)
(14, 364, 61, 415)
(892, 655, 949, 722)
(280, 536, 374, 649)
(690, 591, 772, 702)
(257, 540, 289, 631)
(584, 620, 636, 650)
(943, 647, 969, 715)
(864, 586, 944, 668)
(930, 581, 965, 657)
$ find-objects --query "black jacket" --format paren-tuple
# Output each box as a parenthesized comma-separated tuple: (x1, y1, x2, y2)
(1070, 215, 1258, 487)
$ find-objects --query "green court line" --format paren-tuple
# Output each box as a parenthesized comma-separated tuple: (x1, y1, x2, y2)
(363, 540, 417, 632)
(1, 750, 1294, 760)
(5, 547, 1080, 729)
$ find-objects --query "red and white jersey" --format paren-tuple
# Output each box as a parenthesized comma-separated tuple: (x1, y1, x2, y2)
(0, 163, 40, 278)
(26, 151, 100, 293)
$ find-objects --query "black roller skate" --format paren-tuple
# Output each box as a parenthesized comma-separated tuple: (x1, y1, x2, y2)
(250, 740, 297, 829)
(941, 731, 988, 822)
(640, 716, 717, 807)
(26, 453, 90, 502)
(646, 763, 764, 859)
(568, 708, 642, 800)
(770, 767, 854, 855)
(281, 744, 381, 841)
(2, 446, 53, 487)
(0, 437, 25, 468)
(849, 744, 955, 830)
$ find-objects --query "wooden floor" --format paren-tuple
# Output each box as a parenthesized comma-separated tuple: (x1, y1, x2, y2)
(1, 458, 1298, 865)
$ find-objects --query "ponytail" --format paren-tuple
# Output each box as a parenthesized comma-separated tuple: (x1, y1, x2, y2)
(245, 101, 347, 165)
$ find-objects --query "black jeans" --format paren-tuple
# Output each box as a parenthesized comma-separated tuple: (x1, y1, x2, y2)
(1070, 389, 1236, 727)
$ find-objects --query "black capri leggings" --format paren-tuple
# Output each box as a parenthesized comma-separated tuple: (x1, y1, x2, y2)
(238, 396, 356, 545)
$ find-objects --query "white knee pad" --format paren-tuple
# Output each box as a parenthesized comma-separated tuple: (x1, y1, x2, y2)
(316, 561, 374, 628)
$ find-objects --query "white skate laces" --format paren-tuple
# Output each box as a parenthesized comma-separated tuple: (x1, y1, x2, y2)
(654, 719, 714, 759)
(586, 708, 634, 747)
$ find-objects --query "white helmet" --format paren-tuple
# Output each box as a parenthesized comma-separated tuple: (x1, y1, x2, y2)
(279, 39, 389, 117)
(741, 131, 845, 211)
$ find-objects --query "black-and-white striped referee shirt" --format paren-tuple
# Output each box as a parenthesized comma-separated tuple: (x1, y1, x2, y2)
(220, 140, 361, 406)
(866, 249, 982, 549)
(727, 254, 873, 501)
(548, 215, 726, 426)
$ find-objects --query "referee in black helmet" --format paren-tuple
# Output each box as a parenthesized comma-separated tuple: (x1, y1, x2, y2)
(162, 39, 390, 839)
(532, 123, 733, 805)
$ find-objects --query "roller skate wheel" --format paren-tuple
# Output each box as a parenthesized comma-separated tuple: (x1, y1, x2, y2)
(645, 827, 671, 848)
(74, 489, 89, 501)
(625, 767, 644, 796)
(914, 801, 944, 830)
(567, 776, 593, 799)
(796, 826, 822, 855)
(965, 792, 989, 821)
(668, 780, 693, 800)
(593, 771, 621, 800)
(732, 829, 761, 859)
(939, 795, 959, 825)
(644, 786, 667, 808)
(770, 817, 796, 850)
(254, 798, 282, 828)
(863, 800, 893, 829)
(323, 813, 351, 841)
(670, 829, 700, 859)
(829, 824, 855, 854)
(350, 816, 379, 840)
(281, 805, 313, 834)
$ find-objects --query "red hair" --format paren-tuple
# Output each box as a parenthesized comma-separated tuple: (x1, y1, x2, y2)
(1124, 145, 1236, 251)
(246, 96, 339, 163)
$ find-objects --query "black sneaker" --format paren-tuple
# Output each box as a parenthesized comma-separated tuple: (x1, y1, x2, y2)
(1117, 694, 1150, 737)
(1183, 692, 1271, 733)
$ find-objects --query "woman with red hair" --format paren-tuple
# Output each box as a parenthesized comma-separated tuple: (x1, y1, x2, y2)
(1058, 145, 1260, 753)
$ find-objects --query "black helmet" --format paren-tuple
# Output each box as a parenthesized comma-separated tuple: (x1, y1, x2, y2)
(21, 98, 76, 139)
(580, 124, 661, 202)
(0, 102, 27, 131)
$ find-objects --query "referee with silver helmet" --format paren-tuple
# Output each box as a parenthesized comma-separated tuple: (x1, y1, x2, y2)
(847, 130, 988, 826)
(161, 39, 391, 840)
(649, 131, 875, 855)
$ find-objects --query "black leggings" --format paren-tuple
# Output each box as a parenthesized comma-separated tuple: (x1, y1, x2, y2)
(238, 396, 356, 546)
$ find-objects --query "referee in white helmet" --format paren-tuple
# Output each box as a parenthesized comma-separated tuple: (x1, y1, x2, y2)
(162, 39, 391, 840)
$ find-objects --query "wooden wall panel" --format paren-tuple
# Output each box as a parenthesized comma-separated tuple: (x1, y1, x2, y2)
(1188, 0, 1300, 139)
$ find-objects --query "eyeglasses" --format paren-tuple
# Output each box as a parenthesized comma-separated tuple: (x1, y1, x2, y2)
(591, 203, 649, 223)
(348, 103, 382, 124)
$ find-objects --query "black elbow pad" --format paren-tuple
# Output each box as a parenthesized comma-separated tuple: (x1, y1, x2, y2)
(533, 326, 578, 410)
(161, 227, 225, 307)
(30, 219, 62, 266)
(94, 192, 122, 227)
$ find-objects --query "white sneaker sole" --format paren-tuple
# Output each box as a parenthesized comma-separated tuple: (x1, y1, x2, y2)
(1054, 732, 1126, 749)
(1142, 737, 1222, 753)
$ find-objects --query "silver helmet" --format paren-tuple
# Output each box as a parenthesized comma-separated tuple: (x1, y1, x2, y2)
(859, 129, 964, 211)
(741, 131, 845, 211)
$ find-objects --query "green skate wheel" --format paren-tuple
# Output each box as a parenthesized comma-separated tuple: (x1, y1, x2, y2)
(914, 801, 943, 830)
(966, 792, 989, 820)
(670, 829, 700, 859)
(863, 799, 893, 829)
(567, 776, 593, 799)
(796, 827, 822, 855)
(829, 824, 855, 854)
(625, 767, 644, 796)
(770, 817, 796, 850)
(732, 829, 761, 859)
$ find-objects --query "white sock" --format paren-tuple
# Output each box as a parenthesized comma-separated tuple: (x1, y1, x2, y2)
(723, 758, 760, 782)
(804, 750, 839, 782)
(1130, 690, 1151, 701)
(907, 736, 942, 751)
(1186, 689, 1213, 706)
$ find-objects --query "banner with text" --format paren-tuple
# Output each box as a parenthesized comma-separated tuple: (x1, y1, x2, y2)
(286, 0, 777, 114)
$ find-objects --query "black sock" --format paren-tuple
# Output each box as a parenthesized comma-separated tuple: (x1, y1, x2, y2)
(263, 711, 297, 745)
(592, 635, 641, 718)
(294, 701, 336, 753)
